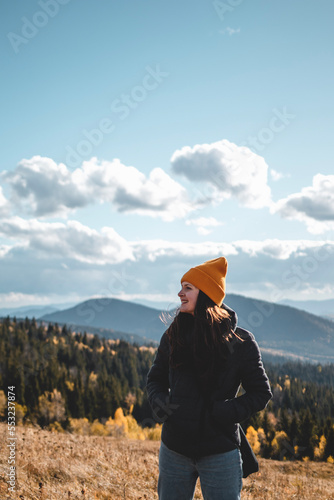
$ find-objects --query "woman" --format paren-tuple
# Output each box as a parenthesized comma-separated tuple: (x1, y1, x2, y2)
(146, 257, 272, 500)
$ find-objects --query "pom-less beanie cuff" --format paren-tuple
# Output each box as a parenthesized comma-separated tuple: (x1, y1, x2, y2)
(181, 257, 228, 306)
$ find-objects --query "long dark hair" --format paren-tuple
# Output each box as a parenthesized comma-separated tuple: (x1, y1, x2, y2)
(166, 290, 237, 392)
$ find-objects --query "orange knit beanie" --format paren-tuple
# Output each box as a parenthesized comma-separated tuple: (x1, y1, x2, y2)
(181, 257, 228, 306)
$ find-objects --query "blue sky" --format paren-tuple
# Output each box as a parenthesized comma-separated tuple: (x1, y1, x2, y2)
(1, 0, 334, 310)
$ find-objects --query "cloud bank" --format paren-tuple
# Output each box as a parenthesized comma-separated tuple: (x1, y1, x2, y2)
(0, 217, 133, 265)
(0, 232, 332, 305)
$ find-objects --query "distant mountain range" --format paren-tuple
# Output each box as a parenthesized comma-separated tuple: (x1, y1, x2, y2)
(0, 303, 76, 319)
(38, 295, 334, 363)
(1, 295, 334, 363)
(279, 298, 334, 320)
(41, 298, 167, 341)
(0, 305, 58, 318)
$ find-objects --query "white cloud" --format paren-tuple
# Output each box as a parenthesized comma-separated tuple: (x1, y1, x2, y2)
(171, 139, 272, 209)
(131, 238, 333, 263)
(196, 227, 211, 236)
(227, 27, 240, 35)
(131, 239, 239, 262)
(0, 216, 134, 265)
(219, 27, 241, 36)
(3, 157, 86, 217)
(3, 156, 193, 221)
(186, 216, 223, 235)
(77, 158, 193, 221)
(273, 174, 334, 233)
(270, 169, 291, 181)
(186, 216, 222, 227)
(233, 238, 330, 260)
(3, 149, 281, 223)
(0, 186, 6, 204)
(0, 186, 9, 215)
(0, 245, 12, 258)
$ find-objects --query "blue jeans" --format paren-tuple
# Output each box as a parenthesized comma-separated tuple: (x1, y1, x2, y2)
(158, 442, 243, 500)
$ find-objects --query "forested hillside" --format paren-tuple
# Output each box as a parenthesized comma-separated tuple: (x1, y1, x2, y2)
(0, 317, 154, 426)
(1, 317, 334, 461)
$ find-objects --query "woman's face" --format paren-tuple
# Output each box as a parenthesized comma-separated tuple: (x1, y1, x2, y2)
(178, 281, 199, 315)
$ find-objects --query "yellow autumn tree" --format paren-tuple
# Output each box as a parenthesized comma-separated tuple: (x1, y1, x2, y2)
(104, 408, 129, 437)
(68, 408, 161, 441)
(0, 390, 7, 418)
(143, 423, 162, 441)
(15, 403, 27, 424)
(69, 418, 91, 435)
(38, 389, 66, 425)
(114, 407, 129, 435)
(257, 427, 268, 448)
(49, 421, 65, 433)
(314, 435, 327, 461)
(271, 430, 289, 458)
(246, 426, 261, 454)
(126, 414, 146, 440)
(90, 419, 107, 436)
(105, 416, 116, 436)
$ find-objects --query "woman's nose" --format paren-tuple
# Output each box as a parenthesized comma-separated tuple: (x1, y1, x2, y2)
(178, 289, 183, 297)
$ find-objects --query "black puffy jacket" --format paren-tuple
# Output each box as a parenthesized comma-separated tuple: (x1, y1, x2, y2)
(146, 306, 272, 459)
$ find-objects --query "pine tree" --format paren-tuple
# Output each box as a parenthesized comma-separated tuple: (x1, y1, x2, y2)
(279, 408, 290, 435)
(298, 409, 316, 459)
(324, 426, 334, 459)
(261, 410, 274, 458)
(289, 413, 299, 444)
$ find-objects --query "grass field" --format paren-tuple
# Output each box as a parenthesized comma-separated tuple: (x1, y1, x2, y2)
(0, 423, 333, 499)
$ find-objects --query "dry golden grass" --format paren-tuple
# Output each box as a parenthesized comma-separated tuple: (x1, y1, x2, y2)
(0, 422, 333, 499)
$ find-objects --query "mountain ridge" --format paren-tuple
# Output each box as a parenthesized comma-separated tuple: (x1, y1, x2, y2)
(37, 294, 334, 364)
